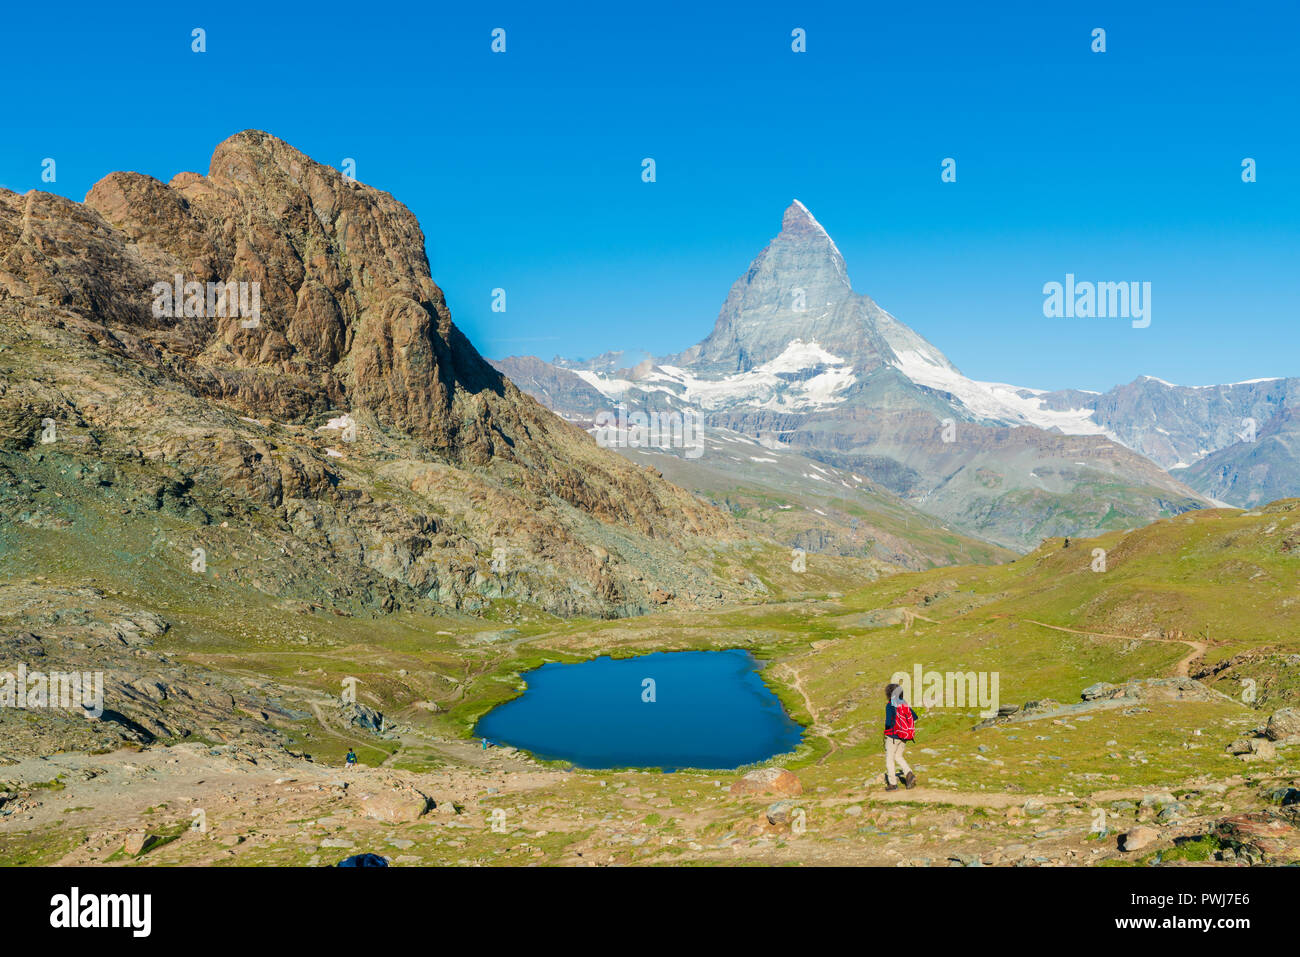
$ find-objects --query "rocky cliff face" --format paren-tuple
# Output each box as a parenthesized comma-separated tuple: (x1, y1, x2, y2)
(1040, 376, 1300, 472)
(0, 131, 750, 618)
(1178, 406, 1300, 508)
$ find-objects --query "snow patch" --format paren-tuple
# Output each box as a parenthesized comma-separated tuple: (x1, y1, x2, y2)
(891, 348, 1107, 436)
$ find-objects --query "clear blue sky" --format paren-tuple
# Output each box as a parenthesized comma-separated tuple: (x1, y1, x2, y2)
(3, 1, 1296, 392)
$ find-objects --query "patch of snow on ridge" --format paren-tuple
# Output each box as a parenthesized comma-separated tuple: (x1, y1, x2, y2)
(755, 339, 845, 374)
(1142, 374, 1285, 389)
(890, 348, 1107, 436)
(568, 341, 857, 413)
(572, 370, 636, 399)
(645, 348, 855, 411)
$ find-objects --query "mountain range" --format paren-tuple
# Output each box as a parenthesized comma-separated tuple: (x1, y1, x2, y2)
(495, 201, 1298, 549)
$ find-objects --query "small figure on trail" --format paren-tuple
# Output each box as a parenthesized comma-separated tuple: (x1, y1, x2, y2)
(482, 738, 490, 751)
(883, 682, 917, 791)
(345, 747, 357, 770)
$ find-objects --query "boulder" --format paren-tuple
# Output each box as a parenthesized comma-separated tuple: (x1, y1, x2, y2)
(1263, 787, 1300, 807)
(341, 702, 384, 732)
(360, 786, 435, 823)
(1080, 682, 1120, 701)
(123, 832, 155, 855)
(1265, 708, 1300, 742)
(1119, 826, 1159, 852)
(1226, 737, 1276, 760)
(729, 767, 803, 797)
(1157, 802, 1186, 823)
(766, 800, 798, 826)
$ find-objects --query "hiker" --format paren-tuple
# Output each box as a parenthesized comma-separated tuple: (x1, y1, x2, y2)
(345, 748, 357, 770)
(883, 682, 917, 791)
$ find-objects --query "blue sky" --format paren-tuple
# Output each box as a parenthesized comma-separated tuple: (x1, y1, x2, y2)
(3, 1, 1296, 392)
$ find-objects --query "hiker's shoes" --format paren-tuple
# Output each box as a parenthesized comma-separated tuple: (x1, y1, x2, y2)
(885, 782, 899, 791)
(904, 771, 917, 789)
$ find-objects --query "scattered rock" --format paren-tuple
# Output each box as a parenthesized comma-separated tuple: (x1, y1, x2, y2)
(729, 767, 802, 797)
(1227, 738, 1276, 761)
(123, 832, 154, 856)
(1157, 803, 1186, 823)
(359, 786, 435, 823)
(766, 800, 797, 826)
(1022, 799, 1048, 818)
(1265, 708, 1300, 742)
(1263, 787, 1300, 807)
(1119, 827, 1159, 852)
(1215, 813, 1300, 863)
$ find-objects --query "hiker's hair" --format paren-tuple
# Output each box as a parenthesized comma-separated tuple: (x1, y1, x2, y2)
(885, 682, 900, 700)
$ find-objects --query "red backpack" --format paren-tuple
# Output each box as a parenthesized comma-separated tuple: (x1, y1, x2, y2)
(891, 702, 916, 741)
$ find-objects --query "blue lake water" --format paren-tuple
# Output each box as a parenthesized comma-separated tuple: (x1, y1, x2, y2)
(472, 649, 804, 771)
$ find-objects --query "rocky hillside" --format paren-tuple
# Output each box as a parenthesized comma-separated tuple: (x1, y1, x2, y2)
(0, 131, 757, 619)
(1041, 375, 1300, 474)
(1178, 406, 1300, 508)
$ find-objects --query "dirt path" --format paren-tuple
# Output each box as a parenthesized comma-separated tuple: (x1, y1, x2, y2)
(1019, 618, 1207, 677)
(774, 660, 840, 765)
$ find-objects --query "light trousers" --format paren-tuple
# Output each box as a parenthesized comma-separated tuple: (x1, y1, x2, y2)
(884, 736, 911, 785)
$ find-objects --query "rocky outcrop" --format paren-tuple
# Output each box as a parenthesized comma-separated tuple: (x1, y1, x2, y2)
(1215, 812, 1300, 864)
(728, 767, 803, 797)
(1266, 708, 1300, 742)
(0, 584, 298, 760)
(1179, 406, 1300, 508)
(0, 131, 748, 618)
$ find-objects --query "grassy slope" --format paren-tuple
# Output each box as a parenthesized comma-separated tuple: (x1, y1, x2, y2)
(4, 489, 1296, 866)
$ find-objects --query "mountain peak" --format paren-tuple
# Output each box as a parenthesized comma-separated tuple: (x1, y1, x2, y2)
(781, 199, 831, 239)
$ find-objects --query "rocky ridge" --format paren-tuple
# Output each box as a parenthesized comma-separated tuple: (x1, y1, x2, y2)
(0, 131, 757, 619)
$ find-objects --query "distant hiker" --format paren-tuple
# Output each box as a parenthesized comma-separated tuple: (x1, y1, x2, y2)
(345, 748, 357, 770)
(482, 738, 489, 751)
(883, 682, 917, 791)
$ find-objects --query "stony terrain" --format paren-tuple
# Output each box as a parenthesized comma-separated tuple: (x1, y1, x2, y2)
(2, 500, 1297, 867)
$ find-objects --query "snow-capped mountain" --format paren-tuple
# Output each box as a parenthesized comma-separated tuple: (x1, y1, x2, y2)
(1039, 375, 1300, 472)
(494, 201, 1299, 548)
(561, 200, 1118, 435)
